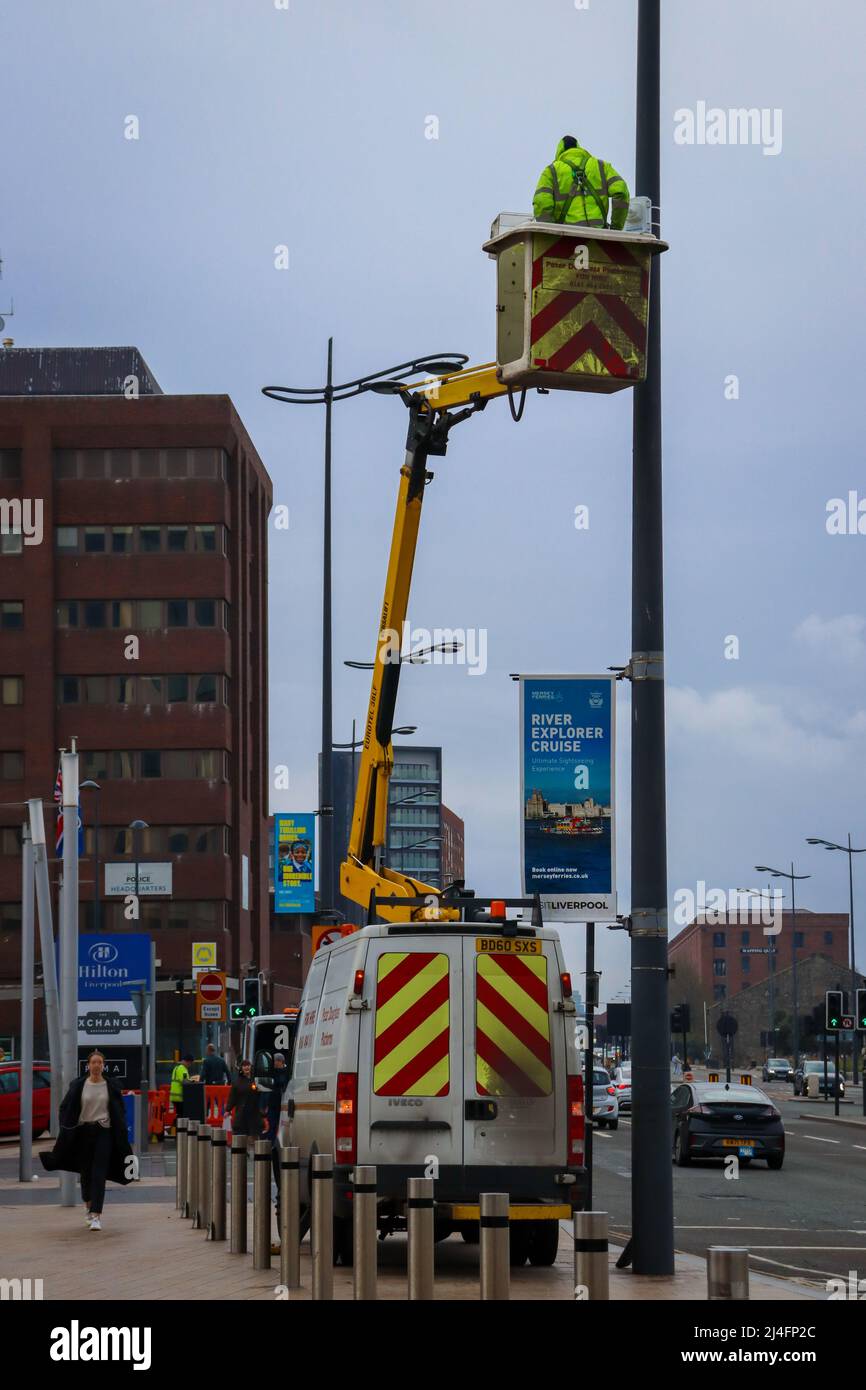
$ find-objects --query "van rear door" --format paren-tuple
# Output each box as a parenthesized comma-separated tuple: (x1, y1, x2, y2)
(357, 936, 462, 1168)
(462, 934, 566, 1168)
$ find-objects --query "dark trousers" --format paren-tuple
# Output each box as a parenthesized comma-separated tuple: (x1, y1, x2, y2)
(79, 1123, 112, 1215)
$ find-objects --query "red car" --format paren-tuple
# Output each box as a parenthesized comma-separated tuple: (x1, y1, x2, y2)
(0, 1061, 52, 1139)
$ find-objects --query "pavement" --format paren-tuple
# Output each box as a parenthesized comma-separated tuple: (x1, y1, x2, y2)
(0, 1138, 820, 1302)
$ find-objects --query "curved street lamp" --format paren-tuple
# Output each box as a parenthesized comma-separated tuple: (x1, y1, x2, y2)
(755, 862, 811, 1064)
(806, 834, 866, 1084)
(263, 346, 467, 912)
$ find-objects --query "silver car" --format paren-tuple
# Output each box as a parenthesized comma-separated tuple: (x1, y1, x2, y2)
(612, 1064, 632, 1111)
(592, 1068, 619, 1129)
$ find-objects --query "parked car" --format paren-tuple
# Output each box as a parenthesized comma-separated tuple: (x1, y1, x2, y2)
(611, 1064, 632, 1111)
(670, 1080, 784, 1168)
(761, 1057, 792, 1083)
(793, 1061, 845, 1097)
(592, 1068, 619, 1129)
(0, 1061, 52, 1139)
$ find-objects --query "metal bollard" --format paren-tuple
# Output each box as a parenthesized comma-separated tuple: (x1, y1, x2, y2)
(279, 1145, 301, 1290)
(479, 1193, 510, 1301)
(707, 1247, 750, 1300)
(187, 1120, 200, 1226)
(407, 1177, 435, 1300)
(573, 1210, 609, 1300)
(353, 1165, 377, 1300)
(210, 1127, 227, 1241)
(176, 1117, 188, 1215)
(230, 1134, 248, 1253)
(311, 1153, 334, 1300)
(253, 1138, 272, 1270)
(197, 1124, 212, 1234)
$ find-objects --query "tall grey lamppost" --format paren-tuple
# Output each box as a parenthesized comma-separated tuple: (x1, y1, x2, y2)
(80, 780, 101, 933)
(806, 834, 865, 1084)
(755, 862, 811, 1065)
(263, 349, 467, 916)
(130, 820, 149, 900)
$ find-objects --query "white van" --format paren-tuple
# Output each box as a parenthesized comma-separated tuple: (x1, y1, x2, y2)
(284, 920, 587, 1266)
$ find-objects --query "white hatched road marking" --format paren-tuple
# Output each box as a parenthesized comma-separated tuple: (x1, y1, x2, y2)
(802, 1134, 841, 1143)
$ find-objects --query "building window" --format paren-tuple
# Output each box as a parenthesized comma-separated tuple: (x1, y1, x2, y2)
(112, 526, 133, 553)
(794, 931, 805, 948)
(0, 903, 22, 930)
(56, 598, 227, 631)
(824, 931, 833, 945)
(54, 522, 226, 554)
(83, 526, 106, 554)
(140, 526, 161, 554)
(83, 601, 107, 629)
(712, 931, 726, 947)
(713, 959, 726, 977)
(53, 447, 228, 480)
(713, 984, 726, 1001)
(741, 930, 750, 946)
(0, 752, 24, 779)
(194, 525, 216, 552)
(1, 676, 23, 705)
(1, 601, 23, 629)
(56, 526, 78, 551)
(193, 674, 216, 703)
(1, 827, 23, 854)
(0, 529, 23, 554)
(0, 450, 22, 479)
(58, 674, 226, 707)
(741, 956, 750, 974)
(167, 526, 188, 553)
(78, 750, 224, 781)
(167, 599, 188, 627)
(194, 599, 216, 626)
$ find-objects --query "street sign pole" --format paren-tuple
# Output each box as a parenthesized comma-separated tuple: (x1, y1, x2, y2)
(834, 1030, 840, 1118)
(60, 748, 80, 1207)
(19, 823, 34, 1182)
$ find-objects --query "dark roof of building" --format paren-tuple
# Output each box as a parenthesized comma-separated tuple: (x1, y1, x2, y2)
(0, 346, 162, 396)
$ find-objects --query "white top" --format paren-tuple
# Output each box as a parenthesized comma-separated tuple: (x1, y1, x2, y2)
(79, 1078, 110, 1127)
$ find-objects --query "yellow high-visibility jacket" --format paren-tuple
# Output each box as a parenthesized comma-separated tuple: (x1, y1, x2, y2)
(533, 138, 630, 231)
(170, 1062, 189, 1104)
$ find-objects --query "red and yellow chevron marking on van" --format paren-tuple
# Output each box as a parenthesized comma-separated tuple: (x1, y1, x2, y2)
(528, 233, 650, 384)
(373, 952, 450, 1097)
(476, 951, 552, 1097)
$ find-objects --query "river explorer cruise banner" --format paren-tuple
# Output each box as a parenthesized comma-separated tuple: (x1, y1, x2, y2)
(519, 675, 616, 921)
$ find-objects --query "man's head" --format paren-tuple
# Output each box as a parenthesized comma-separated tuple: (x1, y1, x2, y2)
(274, 1052, 286, 1069)
(206, 1043, 216, 1055)
(556, 135, 580, 159)
(183, 1053, 194, 1064)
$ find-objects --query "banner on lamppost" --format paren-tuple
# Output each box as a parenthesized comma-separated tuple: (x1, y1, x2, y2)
(274, 813, 315, 913)
(518, 674, 616, 921)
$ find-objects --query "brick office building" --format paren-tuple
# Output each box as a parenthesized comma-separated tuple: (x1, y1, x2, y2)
(669, 909, 850, 1003)
(0, 346, 276, 1047)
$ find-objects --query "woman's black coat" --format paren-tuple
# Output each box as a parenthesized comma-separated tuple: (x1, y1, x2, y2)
(40, 1075, 135, 1186)
(224, 1073, 265, 1136)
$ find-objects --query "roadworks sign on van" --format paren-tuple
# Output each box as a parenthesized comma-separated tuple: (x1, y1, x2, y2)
(283, 908, 587, 1267)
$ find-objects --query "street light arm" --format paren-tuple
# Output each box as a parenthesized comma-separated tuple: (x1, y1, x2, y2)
(262, 353, 469, 407)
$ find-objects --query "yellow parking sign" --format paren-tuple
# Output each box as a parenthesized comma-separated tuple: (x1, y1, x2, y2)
(192, 941, 217, 969)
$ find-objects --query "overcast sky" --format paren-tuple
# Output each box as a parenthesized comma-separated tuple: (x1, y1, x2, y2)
(4, 0, 865, 1004)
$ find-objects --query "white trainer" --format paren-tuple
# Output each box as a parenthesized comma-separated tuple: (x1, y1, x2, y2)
(88, 1216, 102, 1231)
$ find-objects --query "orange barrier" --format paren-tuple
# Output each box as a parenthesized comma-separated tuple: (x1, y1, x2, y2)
(148, 1089, 168, 1141)
(205, 1085, 232, 1129)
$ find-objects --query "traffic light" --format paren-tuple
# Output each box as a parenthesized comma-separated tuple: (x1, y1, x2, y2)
(857, 987, 866, 1032)
(670, 1006, 683, 1034)
(679, 1002, 691, 1034)
(826, 990, 844, 1032)
(230, 1002, 248, 1021)
(243, 976, 262, 1018)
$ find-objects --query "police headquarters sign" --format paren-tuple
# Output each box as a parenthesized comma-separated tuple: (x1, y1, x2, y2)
(518, 675, 616, 921)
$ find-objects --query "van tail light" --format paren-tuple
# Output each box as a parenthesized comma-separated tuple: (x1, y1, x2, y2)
(335, 1072, 358, 1165)
(606, 1085, 616, 1096)
(560, 972, 572, 999)
(568, 1074, 585, 1163)
(353, 969, 364, 996)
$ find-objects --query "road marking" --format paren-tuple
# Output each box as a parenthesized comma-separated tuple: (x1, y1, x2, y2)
(802, 1134, 841, 1144)
(742, 1245, 866, 1251)
(615, 1170, 630, 1178)
(747, 1253, 840, 1281)
(592, 1131, 612, 1140)
(853, 1145, 866, 1152)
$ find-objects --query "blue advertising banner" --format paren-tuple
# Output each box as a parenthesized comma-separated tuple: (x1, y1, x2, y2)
(77, 933, 152, 1000)
(275, 813, 315, 913)
(519, 675, 616, 921)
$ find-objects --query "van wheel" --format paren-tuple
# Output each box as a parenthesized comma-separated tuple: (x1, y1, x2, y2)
(767, 1153, 784, 1170)
(509, 1225, 531, 1266)
(527, 1220, 560, 1267)
(333, 1215, 353, 1267)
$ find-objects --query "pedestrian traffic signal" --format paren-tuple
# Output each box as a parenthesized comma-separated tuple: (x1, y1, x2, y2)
(243, 976, 262, 1018)
(857, 988, 866, 1032)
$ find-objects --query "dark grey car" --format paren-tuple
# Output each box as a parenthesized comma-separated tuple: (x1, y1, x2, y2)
(671, 1081, 784, 1168)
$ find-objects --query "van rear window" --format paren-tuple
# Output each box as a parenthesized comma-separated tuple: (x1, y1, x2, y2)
(373, 952, 450, 1097)
(476, 950, 552, 1096)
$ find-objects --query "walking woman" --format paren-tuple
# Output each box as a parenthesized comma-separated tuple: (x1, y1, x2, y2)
(40, 1048, 135, 1228)
(223, 1059, 265, 1139)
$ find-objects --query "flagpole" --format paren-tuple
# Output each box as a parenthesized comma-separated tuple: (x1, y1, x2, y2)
(59, 742, 80, 1206)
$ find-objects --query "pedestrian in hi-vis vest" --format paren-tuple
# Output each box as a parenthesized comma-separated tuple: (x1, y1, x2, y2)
(533, 135, 630, 230)
(170, 1053, 195, 1124)
(40, 1048, 135, 1230)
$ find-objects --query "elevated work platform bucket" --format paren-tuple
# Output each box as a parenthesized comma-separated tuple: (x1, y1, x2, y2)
(483, 215, 668, 395)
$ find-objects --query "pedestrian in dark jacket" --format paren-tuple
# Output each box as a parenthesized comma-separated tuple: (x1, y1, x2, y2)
(40, 1049, 135, 1229)
(199, 1043, 231, 1086)
(223, 1060, 265, 1138)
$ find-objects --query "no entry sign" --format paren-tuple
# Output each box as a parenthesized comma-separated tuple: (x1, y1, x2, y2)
(195, 971, 226, 1022)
